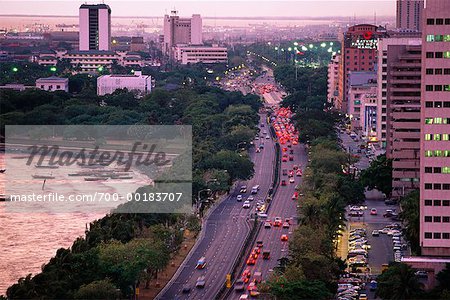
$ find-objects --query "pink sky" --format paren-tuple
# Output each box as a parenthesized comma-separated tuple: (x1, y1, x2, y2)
(0, 1, 395, 17)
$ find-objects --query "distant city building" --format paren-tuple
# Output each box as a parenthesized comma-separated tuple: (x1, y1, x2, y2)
(162, 11, 202, 56)
(385, 44, 421, 199)
(97, 71, 152, 96)
(0, 84, 33, 91)
(130, 37, 146, 52)
(420, 0, 450, 257)
(336, 24, 387, 112)
(327, 53, 340, 106)
(36, 49, 143, 73)
(79, 4, 111, 51)
(173, 45, 228, 64)
(36, 76, 69, 92)
(347, 71, 377, 137)
(396, 0, 424, 31)
(376, 33, 422, 147)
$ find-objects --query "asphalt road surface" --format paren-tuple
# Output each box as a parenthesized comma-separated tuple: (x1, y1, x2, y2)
(158, 114, 276, 300)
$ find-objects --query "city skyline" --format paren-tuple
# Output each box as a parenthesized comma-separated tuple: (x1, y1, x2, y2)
(0, 0, 396, 18)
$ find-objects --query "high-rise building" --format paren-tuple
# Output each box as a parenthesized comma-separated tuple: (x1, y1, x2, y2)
(420, 0, 450, 256)
(79, 4, 111, 51)
(162, 11, 202, 56)
(327, 53, 341, 107)
(376, 33, 422, 147)
(336, 24, 387, 113)
(396, 0, 424, 31)
(385, 44, 422, 199)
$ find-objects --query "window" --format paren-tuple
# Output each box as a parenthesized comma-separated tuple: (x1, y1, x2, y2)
(425, 183, 433, 189)
(445, 85, 450, 91)
(435, 101, 443, 107)
(434, 134, 441, 141)
(436, 68, 443, 75)
(437, 18, 444, 25)
(444, 233, 450, 239)
(434, 183, 442, 190)
(427, 35, 435, 42)
(445, 150, 450, 157)
(426, 101, 433, 107)
(443, 167, 450, 174)
(425, 150, 433, 157)
(444, 184, 450, 190)
(427, 19, 435, 25)
(445, 69, 450, 75)
(425, 232, 432, 239)
(425, 134, 432, 141)
(425, 118, 433, 124)
(425, 167, 433, 173)
(444, 200, 450, 206)
(446, 19, 450, 25)
(434, 200, 442, 206)
(434, 167, 442, 173)
(426, 68, 434, 74)
(426, 52, 434, 58)
(435, 52, 443, 58)
(425, 216, 432, 222)
(435, 35, 444, 42)
(425, 199, 433, 206)
(426, 85, 434, 91)
(436, 150, 443, 156)
(434, 216, 442, 222)
(434, 232, 442, 239)
(445, 35, 450, 42)
(444, 217, 450, 223)
(445, 52, 450, 59)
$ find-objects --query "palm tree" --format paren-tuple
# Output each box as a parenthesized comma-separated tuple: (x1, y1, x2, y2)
(376, 263, 424, 299)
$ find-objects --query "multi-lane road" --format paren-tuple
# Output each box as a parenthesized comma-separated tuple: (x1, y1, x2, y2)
(158, 114, 276, 300)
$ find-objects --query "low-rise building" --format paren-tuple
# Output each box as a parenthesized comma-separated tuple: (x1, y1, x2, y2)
(97, 71, 152, 97)
(173, 45, 228, 64)
(36, 76, 69, 92)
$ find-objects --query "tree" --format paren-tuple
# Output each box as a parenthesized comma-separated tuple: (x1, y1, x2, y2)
(437, 263, 450, 290)
(74, 279, 121, 299)
(359, 154, 393, 197)
(268, 278, 333, 300)
(203, 150, 254, 180)
(376, 263, 424, 299)
(399, 190, 420, 255)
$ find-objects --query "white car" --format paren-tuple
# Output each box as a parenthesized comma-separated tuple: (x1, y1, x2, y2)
(289, 177, 295, 183)
(243, 201, 250, 208)
(266, 135, 270, 139)
(236, 195, 243, 201)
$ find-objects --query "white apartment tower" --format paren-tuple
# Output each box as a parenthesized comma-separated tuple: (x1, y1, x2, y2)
(162, 11, 203, 55)
(79, 4, 111, 51)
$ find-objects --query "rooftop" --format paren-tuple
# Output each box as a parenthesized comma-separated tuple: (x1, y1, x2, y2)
(79, 4, 111, 10)
(36, 76, 69, 82)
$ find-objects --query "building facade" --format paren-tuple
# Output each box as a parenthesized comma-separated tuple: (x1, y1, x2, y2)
(36, 76, 69, 92)
(327, 53, 341, 106)
(97, 71, 152, 96)
(397, 0, 424, 31)
(420, 0, 450, 256)
(377, 34, 422, 147)
(162, 11, 202, 56)
(336, 24, 386, 112)
(173, 45, 228, 64)
(79, 4, 111, 51)
(386, 44, 421, 198)
(347, 71, 377, 136)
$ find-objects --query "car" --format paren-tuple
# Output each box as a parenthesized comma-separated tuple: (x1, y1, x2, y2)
(240, 185, 247, 193)
(281, 234, 289, 241)
(282, 156, 288, 162)
(243, 201, 250, 208)
(262, 250, 271, 259)
(296, 170, 302, 176)
(253, 246, 261, 254)
(246, 256, 256, 265)
(289, 155, 294, 161)
(372, 230, 380, 236)
(242, 269, 251, 283)
(236, 195, 243, 201)
(261, 123, 265, 127)
(289, 149, 294, 154)
(255, 136, 259, 140)
(196, 256, 206, 269)
(182, 284, 191, 293)
(234, 279, 245, 291)
(196, 276, 206, 288)
(258, 212, 268, 218)
(281, 180, 287, 186)
(358, 294, 368, 300)
(288, 170, 294, 177)
(264, 221, 272, 228)
(256, 240, 263, 248)
(282, 169, 288, 176)
(415, 270, 428, 278)
(239, 295, 249, 300)
(266, 135, 270, 139)
(370, 208, 377, 215)
(383, 210, 395, 218)
(289, 177, 295, 183)
(274, 217, 282, 226)
(282, 222, 290, 228)
(385, 199, 398, 205)
(247, 195, 255, 201)
(256, 148, 261, 153)
(292, 192, 298, 200)
(259, 144, 264, 149)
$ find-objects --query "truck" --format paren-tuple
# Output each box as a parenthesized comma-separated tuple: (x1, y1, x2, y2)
(196, 256, 206, 269)
(263, 250, 271, 260)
